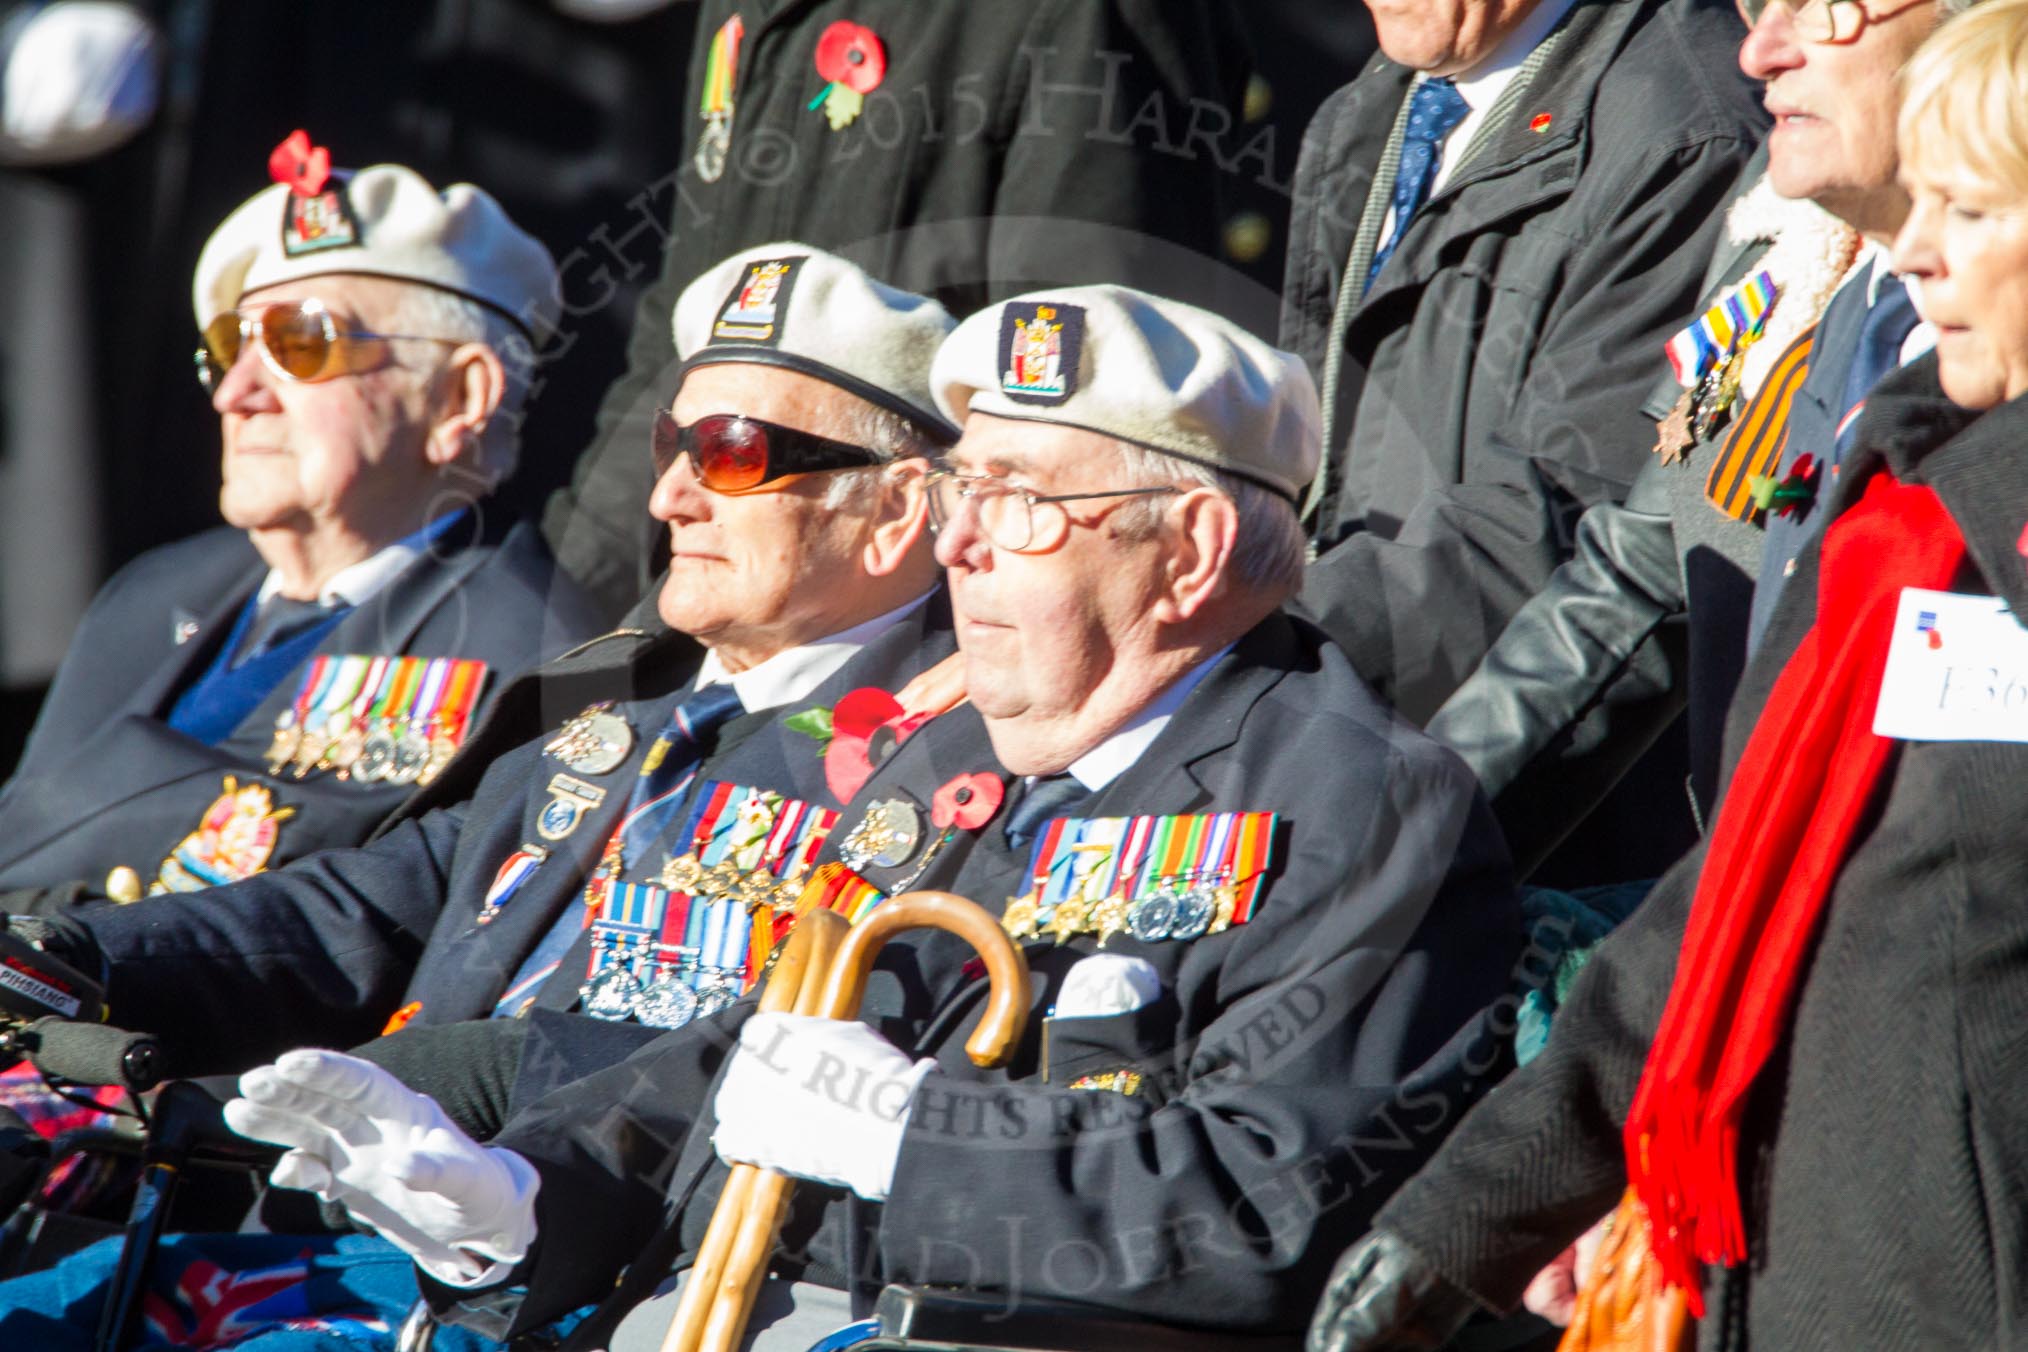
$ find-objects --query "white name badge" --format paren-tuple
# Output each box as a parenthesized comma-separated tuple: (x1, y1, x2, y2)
(1874, 587, 2028, 742)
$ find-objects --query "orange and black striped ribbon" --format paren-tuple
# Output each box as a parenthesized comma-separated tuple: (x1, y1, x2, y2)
(1704, 328, 1817, 523)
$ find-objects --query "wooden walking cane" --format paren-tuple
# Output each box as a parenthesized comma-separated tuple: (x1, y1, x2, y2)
(662, 891, 1033, 1352)
(661, 908, 849, 1352)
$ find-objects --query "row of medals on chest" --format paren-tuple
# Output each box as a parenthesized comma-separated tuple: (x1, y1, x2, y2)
(1003, 844, 1243, 948)
(266, 708, 454, 785)
(578, 842, 810, 1030)
(843, 796, 1245, 949)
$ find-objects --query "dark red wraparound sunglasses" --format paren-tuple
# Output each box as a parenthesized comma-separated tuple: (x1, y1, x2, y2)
(651, 411, 883, 494)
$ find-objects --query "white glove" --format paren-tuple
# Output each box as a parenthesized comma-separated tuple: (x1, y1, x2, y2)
(1053, 954, 1161, 1018)
(223, 1049, 540, 1288)
(712, 1013, 935, 1202)
(0, 2, 160, 166)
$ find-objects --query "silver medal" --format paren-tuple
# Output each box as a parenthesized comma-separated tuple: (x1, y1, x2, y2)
(1126, 891, 1178, 944)
(582, 964, 642, 1021)
(1169, 886, 1216, 941)
(695, 116, 732, 183)
(635, 974, 700, 1029)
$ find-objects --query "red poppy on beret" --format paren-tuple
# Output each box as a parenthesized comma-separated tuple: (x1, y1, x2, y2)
(268, 129, 332, 196)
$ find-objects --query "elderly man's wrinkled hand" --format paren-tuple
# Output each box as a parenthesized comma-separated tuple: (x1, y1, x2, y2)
(224, 1048, 539, 1288)
(1306, 1230, 1480, 1352)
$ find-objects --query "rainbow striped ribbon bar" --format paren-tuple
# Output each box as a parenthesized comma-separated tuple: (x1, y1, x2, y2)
(1664, 269, 1779, 387)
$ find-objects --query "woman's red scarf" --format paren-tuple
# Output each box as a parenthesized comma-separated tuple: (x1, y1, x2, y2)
(1623, 471, 1966, 1313)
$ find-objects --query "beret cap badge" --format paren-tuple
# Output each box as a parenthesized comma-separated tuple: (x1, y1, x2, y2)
(999, 302, 1082, 406)
(713, 257, 802, 345)
(270, 129, 359, 257)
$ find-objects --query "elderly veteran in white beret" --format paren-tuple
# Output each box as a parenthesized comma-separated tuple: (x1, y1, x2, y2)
(0, 242, 970, 1351)
(214, 286, 1525, 1351)
(0, 131, 598, 924)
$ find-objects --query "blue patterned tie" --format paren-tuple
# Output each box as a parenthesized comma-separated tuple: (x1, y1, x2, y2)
(1002, 774, 1087, 851)
(490, 682, 746, 1019)
(1366, 77, 1471, 293)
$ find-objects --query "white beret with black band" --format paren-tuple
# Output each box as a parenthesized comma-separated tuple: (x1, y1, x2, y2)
(193, 130, 561, 344)
(673, 242, 960, 443)
(931, 284, 1322, 502)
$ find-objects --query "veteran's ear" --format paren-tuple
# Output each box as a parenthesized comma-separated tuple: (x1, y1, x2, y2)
(425, 342, 507, 471)
(1150, 486, 1238, 625)
(863, 458, 934, 579)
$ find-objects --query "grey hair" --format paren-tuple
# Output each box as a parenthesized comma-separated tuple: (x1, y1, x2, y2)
(1108, 443, 1308, 600)
(821, 399, 939, 509)
(376, 285, 538, 487)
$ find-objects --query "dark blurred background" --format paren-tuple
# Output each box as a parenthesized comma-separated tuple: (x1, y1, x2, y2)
(0, 0, 1376, 776)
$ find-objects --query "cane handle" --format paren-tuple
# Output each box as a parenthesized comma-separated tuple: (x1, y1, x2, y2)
(814, 890, 1031, 1066)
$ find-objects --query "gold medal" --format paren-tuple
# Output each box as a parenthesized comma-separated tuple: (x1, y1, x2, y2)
(1002, 892, 1040, 940)
(1048, 894, 1090, 945)
(734, 869, 779, 913)
(418, 732, 459, 786)
(1090, 893, 1130, 948)
(659, 852, 707, 894)
(1211, 883, 1239, 934)
(701, 859, 745, 900)
(291, 730, 328, 779)
(329, 728, 367, 778)
(266, 724, 302, 776)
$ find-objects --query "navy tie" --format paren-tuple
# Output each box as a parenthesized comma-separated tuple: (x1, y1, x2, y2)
(1832, 277, 1920, 461)
(236, 594, 342, 665)
(1002, 774, 1087, 852)
(490, 682, 747, 1019)
(1366, 77, 1471, 293)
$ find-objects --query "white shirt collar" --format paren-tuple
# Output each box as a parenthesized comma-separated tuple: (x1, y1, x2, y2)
(254, 511, 464, 610)
(694, 590, 933, 714)
(1063, 645, 1231, 794)
(256, 538, 423, 611)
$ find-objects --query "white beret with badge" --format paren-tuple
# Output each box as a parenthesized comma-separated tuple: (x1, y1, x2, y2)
(193, 130, 561, 342)
(931, 284, 1322, 502)
(672, 241, 960, 440)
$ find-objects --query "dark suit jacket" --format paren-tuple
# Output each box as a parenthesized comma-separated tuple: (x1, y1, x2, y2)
(0, 516, 596, 898)
(1280, 0, 1765, 724)
(1375, 359, 2028, 1350)
(63, 596, 953, 1073)
(475, 613, 1523, 1338)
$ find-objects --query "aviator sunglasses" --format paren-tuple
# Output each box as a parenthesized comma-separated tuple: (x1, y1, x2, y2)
(194, 297, 459, 393)
(650, 411, 883, 493)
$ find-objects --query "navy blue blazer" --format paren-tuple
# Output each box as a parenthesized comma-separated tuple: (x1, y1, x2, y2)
(0, 515, 598, 899)
(68, 594, 954, 1071)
